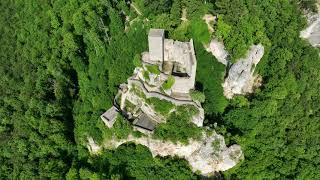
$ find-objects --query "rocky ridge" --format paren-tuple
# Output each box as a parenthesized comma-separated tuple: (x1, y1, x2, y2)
(88, 131, 243, 175)
(205, 38, 264, 99)
(223, 44, 264, 99)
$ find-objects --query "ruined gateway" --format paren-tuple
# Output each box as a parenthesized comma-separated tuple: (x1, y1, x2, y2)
(91, 29, 243, 175)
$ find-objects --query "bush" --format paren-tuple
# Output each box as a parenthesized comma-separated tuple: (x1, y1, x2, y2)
(143, 70, 150, 81)
(154, 105, 202, 144)
(133, 54, 142, 67)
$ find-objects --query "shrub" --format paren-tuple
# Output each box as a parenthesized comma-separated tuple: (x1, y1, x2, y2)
(143, 70, 150, 81)
(146, 97, 175, 116)
(133, 54, 142, 67)
(112, 115, 133, 139)
(190, 90, 206, 103)
(154, 105, 202, 144)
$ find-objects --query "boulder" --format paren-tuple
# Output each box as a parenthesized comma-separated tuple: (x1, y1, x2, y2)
(202, 14, 216, 33)
(223, 44, 264, 99)
(300, 13, 320, 47)
(87, 137, 101, 153)
(205, 39, 229, 65)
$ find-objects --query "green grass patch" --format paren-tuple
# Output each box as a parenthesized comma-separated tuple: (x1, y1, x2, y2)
(190, 90, 206, 103)
(146, 64, 161, 75)
(146, 97, 175, 117)
(161, 75, 175, 90)
(133, 54, 142, 67)
(177, 105, 199, 117)
(130, 84, 146, 99)
(211, 139, 221, 152)
(125, 100, 136, 112)
(143, 70, 150, 81)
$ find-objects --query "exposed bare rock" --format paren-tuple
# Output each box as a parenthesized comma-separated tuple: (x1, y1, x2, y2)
(203, 14, 216, 33)
(300, 13, 320, 47)
(181, 8, 188, 21)
(205, 39, 229, 65)
(87, 137, 101, 154)
(100, 132, 243, 176)
(223, 44, 264, 99)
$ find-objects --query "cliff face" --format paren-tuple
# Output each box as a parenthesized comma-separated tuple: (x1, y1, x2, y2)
(205, 38, 229, 65)
(100, 132, 243, 175)
(300, 13, 320, 47)
(205, 38, 264, 99)
(223, 44, 264, 99)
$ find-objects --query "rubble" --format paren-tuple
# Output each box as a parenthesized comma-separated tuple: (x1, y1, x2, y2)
(223, 44, 264, 99)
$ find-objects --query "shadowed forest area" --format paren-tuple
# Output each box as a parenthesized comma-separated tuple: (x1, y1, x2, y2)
(0, 0, 319, 179)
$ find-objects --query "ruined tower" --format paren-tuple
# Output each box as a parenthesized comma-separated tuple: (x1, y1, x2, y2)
(148, 29, 164, 63)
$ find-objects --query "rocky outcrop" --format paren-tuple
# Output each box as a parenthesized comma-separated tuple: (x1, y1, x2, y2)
(205, 39, 229, 65)
(87, 137, 101, 153)
(223, 44, 264, 99)
(101, 132, 243, 175)
(203, 14, 216, 33)
(300, 13, 320, 47)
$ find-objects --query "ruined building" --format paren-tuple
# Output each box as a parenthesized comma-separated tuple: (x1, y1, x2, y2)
(101, 28, 203, 134)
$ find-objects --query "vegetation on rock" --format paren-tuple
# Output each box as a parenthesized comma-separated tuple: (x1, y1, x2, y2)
(154, 105, 202, 144)
(1, 0, 319, 179)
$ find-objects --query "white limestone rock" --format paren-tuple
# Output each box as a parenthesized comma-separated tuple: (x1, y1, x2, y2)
(87, 137, 101, 154)
(223, 44, 264, 99)
(141, 52, 151, 63)
(300, 13, 320, 47)
(205, 39, 229, 65)
(191, 107, 205, 127)
(203, 14, 216, 33)
(100, 132, 243, 176)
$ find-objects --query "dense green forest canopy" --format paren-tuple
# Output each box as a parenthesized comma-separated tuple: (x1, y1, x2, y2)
(0, 0, 319, 179)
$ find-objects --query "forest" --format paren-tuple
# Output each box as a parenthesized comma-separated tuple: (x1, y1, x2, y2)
(0, 0, 319, 179)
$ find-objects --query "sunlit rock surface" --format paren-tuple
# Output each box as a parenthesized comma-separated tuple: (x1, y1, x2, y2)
(223, 44, 264, 99)
(205, 39, 229, 65)
(300, 13, 320, 47)
(87, 137, 101, 153)
(99, 132, 243, 175)
(203, 14, 216, 33)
